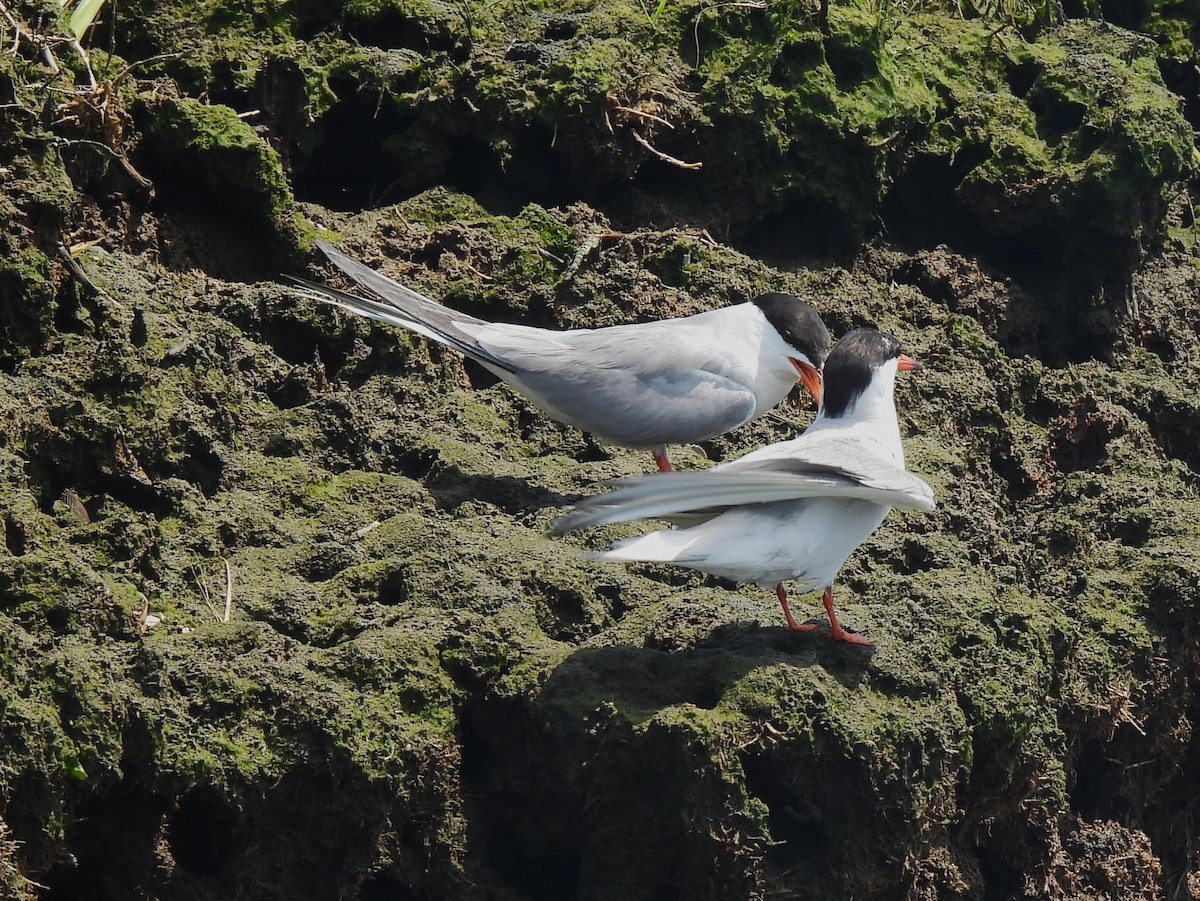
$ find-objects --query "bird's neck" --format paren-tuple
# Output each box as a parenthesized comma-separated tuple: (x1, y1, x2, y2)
(811, 372, 905, 465)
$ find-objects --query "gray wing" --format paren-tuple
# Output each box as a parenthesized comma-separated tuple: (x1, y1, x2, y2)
(551, 441, 934, 534)
(502, 351, 759, 447)
(425, 312, 765, 447)
(724, 436, 931, 499)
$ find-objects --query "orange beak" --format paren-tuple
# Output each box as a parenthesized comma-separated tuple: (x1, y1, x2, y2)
(897, 354, 922, 372)
(790, 358, 822, 406)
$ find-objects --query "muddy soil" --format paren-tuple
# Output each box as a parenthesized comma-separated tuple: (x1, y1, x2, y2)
(2, 1, 1200, 899)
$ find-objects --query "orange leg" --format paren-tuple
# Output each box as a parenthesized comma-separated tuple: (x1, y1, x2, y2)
(652, 447, 673, 472)
(821, 586, 872, 646)
(777, 584, 817, 632)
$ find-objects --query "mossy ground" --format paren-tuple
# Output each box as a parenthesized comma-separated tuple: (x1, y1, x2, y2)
(1, 0, 1199, 898)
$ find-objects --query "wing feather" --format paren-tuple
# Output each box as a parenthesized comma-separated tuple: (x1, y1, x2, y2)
(551, 441, 934, 534)
(289, 273, 519, 376)
(315, 239, 488, 328)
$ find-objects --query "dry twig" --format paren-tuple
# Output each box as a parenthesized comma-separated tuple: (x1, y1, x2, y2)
(222, 559, 233, 623)
(612, 104, 674, 129)
(630, 128, 703, 170)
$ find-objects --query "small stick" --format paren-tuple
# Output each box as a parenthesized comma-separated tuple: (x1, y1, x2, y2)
(630, 128, 702, 169)
(354, 520, 382, 539)
(0, 0, 21, 53)
(111, 51, 184, 84)
(55, 241, 99, 295)
(222, 559, 233, 623)
(612, 104, 674, 129)
(463, 261, 493, 282)
(68, 37, 96, 89)
(40, 43, 60, 74)
(119, 156, 155, 193)
(195, 565, 221, 621)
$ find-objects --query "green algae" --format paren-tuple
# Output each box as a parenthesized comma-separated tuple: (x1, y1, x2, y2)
(3, 214, 1198, 897)
(140, 95, 302, 255)
(0, 0, 1197, 895)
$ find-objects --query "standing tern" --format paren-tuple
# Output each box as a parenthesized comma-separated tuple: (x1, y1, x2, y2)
(551, 328, 934, 645)
(293, 239, 830, 471)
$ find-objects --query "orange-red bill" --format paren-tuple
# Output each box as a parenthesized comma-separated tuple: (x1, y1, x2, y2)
(790, 358, 822, 405)
(897, 354, 922, 372)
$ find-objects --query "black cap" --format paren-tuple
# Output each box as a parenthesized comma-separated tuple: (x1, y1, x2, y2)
(822, 329, 905, 419)
(751, 293, 831, 370)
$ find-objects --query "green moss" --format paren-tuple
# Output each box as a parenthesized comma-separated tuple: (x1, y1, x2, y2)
(343, 0, 461, 37)
(513, 204, 575, 258)
(641, 237, 706, 287)
(542, 37, 632, 113)
(146, 94, 289, 181)
(140, 95, 300, 253)
(0, 248, 58, 365)
(922, 20, 1191, 238)
(692, 9, 1191, 249)
(1144, 1, 1199, 62)
(396, 188, 490, 227)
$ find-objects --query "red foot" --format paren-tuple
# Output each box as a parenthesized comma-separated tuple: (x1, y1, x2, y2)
(821, 587, 873, 646)
(776, 584, 817, 632)
(652, 448, 673, 472)
(827, 623, 874, 646)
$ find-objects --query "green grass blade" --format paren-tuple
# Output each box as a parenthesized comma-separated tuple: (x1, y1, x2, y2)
(68, 0, 106, 39)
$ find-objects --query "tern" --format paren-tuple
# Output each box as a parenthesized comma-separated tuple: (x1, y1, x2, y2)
(294, 239, 830, 471)
(551, 328, 934, 645)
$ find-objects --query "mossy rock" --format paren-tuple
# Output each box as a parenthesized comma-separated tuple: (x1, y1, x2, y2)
(136, 94, 304, 265)
(112, 0, 1193, 286)
(0, 247, 60, 366)
(946, 22, 1191, 236)
(0, 0, 1199, 896)
(0, 199, 1195, 895)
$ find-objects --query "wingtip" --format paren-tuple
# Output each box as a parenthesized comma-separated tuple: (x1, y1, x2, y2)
(547, 509, 577, 537)
(313, 237, 355, 269)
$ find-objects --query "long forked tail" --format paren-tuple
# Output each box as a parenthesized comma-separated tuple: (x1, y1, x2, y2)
(292, 241, 518, 375)
(314, 239, 472, 324)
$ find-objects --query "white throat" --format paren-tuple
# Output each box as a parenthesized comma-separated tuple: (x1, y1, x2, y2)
(810, 359, 905, 466)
